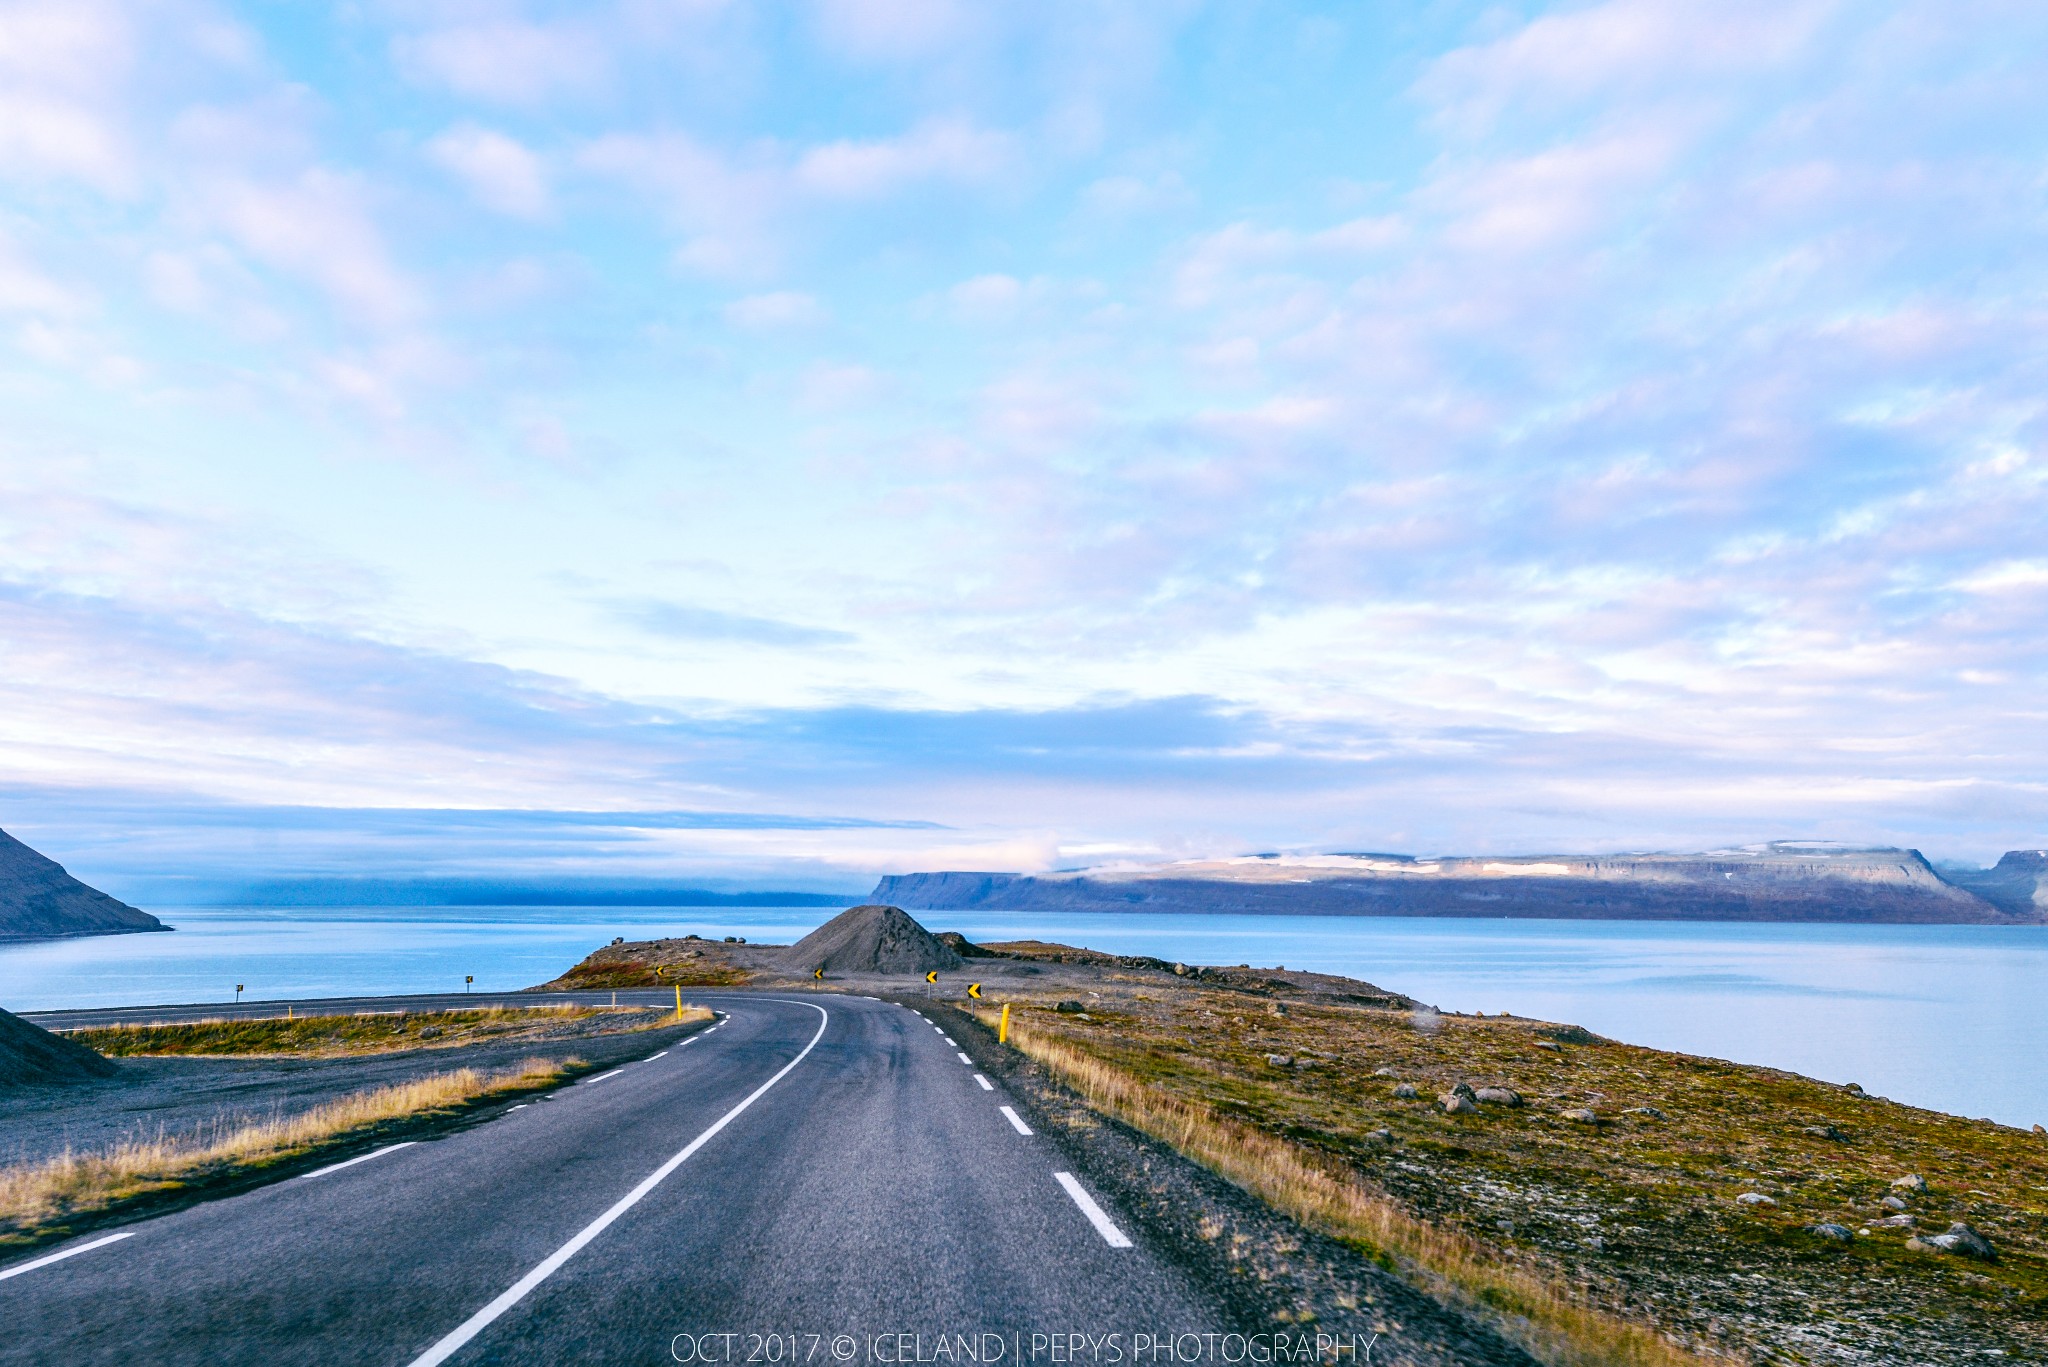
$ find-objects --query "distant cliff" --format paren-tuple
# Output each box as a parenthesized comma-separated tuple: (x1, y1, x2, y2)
(0, 827, 166, 942)
(873, 843, 2047, 924)
(1941, 850, 2048, 916)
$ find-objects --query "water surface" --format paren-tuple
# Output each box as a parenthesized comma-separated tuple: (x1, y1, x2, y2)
(3, 907, 2041, 1129)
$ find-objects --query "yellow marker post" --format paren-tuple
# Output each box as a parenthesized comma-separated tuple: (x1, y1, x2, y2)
(925, 970, 939, 984)
(999, 1003, 1010, 1044)
(967, 983, 982, 999)
(674, 984, 683, 1022)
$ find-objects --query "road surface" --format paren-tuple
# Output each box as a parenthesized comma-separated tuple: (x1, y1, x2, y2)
(4, 993, 1233, 1365)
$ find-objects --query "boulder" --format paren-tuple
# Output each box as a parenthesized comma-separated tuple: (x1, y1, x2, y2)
(1445, 1080, 1478, 1101)
(1441, 1094, 1479, 1115)
(1392, 1083, 1418, 1099)
(1890, 1174, 1927, 1193)
(1562, 1107, 1599, 1124)
(1909, 1223, 1995, 1259)
(1803, 1124, 1849, 1142)
(1474, 1086, 1522, 1107)
(1623, 1105, 1668, 1120)
(1365, 1128, 1394, 1144)
(1265, 1053, 1295, 1067)
(1735, 1192, 1776, 1206)
(1808, 1223, 1854, 1242)
(1881, 1195, 1906, 1211)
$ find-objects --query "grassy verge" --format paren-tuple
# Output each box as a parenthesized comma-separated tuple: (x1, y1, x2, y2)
(977, 1008, 1724, 1367)
(66, 1004, 707, 1057)
(0, 1057, 573, 1247)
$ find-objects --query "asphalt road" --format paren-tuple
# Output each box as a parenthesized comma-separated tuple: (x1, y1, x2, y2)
(4, 993, 1230, 1365)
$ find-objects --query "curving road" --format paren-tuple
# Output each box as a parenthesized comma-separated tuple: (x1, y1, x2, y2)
(4, 993, 1228, 1365)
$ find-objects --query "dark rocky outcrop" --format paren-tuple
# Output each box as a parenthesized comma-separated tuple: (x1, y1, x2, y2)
(780, 904, 962, 976)
(0, 1007, 119, 1086)
(0, 826, 165, 942)
(874, 843, 2047, 924)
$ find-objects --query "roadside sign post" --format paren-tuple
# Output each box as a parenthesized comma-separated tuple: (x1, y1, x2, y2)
(234, 983, 243, 1005)
(465, 975, 473, 993)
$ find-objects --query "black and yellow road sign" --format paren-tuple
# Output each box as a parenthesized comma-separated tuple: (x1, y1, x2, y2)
(925, 970, 939, 983)
(967, 983, 983, 999)
(814, 967, 824, 980)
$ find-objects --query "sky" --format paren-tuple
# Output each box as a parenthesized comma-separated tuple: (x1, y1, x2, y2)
(2, 0, 2046, 901)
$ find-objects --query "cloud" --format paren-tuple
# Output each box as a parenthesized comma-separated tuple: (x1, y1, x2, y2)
(392, 19, 608, 105)
(427, 123, 551, 219)
(617, 600, 857, 647)
(0, 0, 135, 190)
(793, 117, 1014, 197)
(723, 290, 826, 329)
(202, 168, 420, 327)
(810, 0, 971, 63)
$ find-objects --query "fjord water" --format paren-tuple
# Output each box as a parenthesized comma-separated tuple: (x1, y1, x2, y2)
(2, 907, 2042, 1130)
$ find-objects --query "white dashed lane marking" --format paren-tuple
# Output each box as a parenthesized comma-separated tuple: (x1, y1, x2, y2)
(1054, 1173, 1133, 1249)
(999, 1106, 1033, 1136)
(0, 1232, 134, 1283)
(973, 1074, 994, 1091)
(957, 1052, 972, 1064)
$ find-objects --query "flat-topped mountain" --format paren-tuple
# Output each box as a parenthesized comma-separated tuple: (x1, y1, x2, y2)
(874, 842, 2048, 924)
(0, 826, 166, 942)
(1942, 850, 2048, 916)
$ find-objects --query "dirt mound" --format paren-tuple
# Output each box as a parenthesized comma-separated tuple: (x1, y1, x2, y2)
(0, 1007, 119, 1086)
(783, 905, 962, 976)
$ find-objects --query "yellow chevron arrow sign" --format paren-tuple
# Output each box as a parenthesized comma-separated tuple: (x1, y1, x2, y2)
(967, 983, 982, 999)
(925, 971, 939, 983)
(814, 967, 824, 980)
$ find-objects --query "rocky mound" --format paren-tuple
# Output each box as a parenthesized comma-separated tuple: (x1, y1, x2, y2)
(1944, 850, 2048, 915)
(0, 1007, 118, 1086)
(1, 826, 166, 942)
(782, 904, 962, 976)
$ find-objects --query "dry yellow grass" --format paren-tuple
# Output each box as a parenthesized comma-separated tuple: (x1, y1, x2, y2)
(981, 1011, 1729, 1367)
(68, 1004, 705, 1057)
(0, 1057, 570, 1239)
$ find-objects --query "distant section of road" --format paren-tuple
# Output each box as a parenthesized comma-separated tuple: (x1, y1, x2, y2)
(2, 993, 1227, 1365)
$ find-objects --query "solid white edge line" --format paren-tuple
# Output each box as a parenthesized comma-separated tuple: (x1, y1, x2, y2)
(973, 1074, 993, 1090)
(301, 1141, 417, 1181)
(402, 1001, 830, 1367)
(998, 1105, 1033, 1136)
(647, 1051, 668, 1060)
(584, 1069, 625, 1084)
(0, 1231, 134, 1282)
(1054, 1172, 1134, 1248)
(957, 1052, 972, 1064)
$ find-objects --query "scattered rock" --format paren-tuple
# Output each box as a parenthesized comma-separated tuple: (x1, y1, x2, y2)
(1265, 1053, 1295, 1067)
(1392, 1083, 1418, 1099)
(1735, 1192, 1776, 1207)
(1372, 1066, 1398, 1077)
(1808, 1223, 1854, 1242)
(1874, 1214, 1916, 1228)
(1474, 1086, 1523, 1107)
(1909, 1223, 1995, 1260)
(609, 936, 624, 946)
(1622, 1106, 1668, 1120)
(1891, 1174, 1928, 1193)
(1844, 1082, 1864, 1094)
(1534, 1041, 1562, 1052)
(1366, 1128, 1394, 1144)
(1265, 1001, 1288, 1016)
(1881, 1195, 1907, 1211)
(1803, 1124, 1849, 1142)
(1562, 1108, 1600, 1124)
(1445, 1080, 1477, 1101)
(418, 1026, 442, 1040)
(1441, 1094, 1479, 1115)
(2034, 1123, 2045, 1136)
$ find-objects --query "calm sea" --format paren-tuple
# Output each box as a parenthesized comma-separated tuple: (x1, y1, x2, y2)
(3, 906, 2042, 1130)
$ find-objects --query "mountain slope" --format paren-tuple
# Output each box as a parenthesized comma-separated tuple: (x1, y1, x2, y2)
(0, 827, 167, 942)
(874, 843, 2044, 924)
